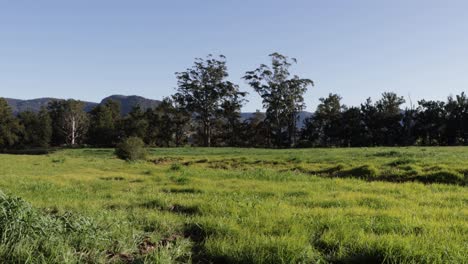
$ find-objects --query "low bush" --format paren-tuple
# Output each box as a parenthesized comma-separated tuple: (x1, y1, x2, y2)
(115, 137, 147, 161)
(170, 163, 183, 171)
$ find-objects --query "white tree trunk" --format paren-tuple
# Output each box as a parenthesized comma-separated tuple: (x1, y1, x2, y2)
(71, 116, 76, 145)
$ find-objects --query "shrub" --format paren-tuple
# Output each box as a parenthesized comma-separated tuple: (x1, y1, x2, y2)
(170, 163, 182, 171)
(115, 137, 147, 161)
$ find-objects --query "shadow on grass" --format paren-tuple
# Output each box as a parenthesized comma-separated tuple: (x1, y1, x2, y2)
(293, 163, 466, 186)
(162, 187, 203, 194)
(138, 199, 201, 215)
(1, 148, 56, 155)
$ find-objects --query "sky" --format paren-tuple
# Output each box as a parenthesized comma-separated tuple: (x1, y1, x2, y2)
(0, 0, 467, 112)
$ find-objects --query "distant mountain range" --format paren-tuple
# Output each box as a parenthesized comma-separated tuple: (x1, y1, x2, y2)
(4, 95, 312, 127)
(4, 97, 98, 114)
(4, 95, 162, 116)
(100, 95, 162, 115)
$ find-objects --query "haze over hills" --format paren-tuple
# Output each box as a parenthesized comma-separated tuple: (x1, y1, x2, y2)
(4, 97, 98, 114)
(100, 95, 162, 115)
(3, 95, 312, 127)
(4, 95, 162, 116)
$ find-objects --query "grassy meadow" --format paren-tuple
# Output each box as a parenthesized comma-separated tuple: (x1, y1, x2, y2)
(0, 147, 467, 263)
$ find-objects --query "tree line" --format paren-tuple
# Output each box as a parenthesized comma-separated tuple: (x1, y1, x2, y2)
(1, 53, 467, 150)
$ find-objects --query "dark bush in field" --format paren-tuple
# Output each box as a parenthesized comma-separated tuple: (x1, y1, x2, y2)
(170, 162, 183, 171)
(115, 137, 147, 161)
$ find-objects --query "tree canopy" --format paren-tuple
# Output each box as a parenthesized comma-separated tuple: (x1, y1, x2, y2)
(1, 54, 467, 150)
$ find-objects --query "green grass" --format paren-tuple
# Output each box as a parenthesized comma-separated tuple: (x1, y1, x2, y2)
(0, 147, 467, 263)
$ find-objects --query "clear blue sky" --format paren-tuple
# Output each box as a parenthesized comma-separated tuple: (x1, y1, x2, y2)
(1, 0, 467, 112)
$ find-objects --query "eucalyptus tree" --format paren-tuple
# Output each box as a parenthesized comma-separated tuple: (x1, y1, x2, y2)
(415, 100, 446, 145)
(459, 92, 468, 144)
(48, 100, 88, 146)
(302, 93, 344, 146)
(17, 108, 52, 148)
(444, 92, 468, 145)
(121, 106, 148, 140)
(0, 98, 22, 149)
(244, 53, 313, 147)
(340, 106, 366, 147)
(375, 92, 405, 146)
(155, 98, 178, 147)
(174, 54, 245, 147)
(145, 97, 189, 147)
(168, 96, 191, 147)
(88, 100, 121, 146)
(220, 90, 247, 146)
(241, 111, 270, 147)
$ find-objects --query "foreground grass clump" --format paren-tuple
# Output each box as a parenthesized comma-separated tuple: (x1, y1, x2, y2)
(115, 137, 147, 161)
(0, 191, 110, 263)
(0, 147, 466, 263)
(0, 190, 192, 263)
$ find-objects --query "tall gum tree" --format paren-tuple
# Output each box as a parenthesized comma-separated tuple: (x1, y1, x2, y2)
(48, 100, 88, 146)
(244, 53, 313, 147)
(0, 98, 22, 149)
(174, 54, 245, 147)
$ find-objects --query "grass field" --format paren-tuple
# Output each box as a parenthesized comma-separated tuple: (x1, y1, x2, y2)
(0, 147, 467, 263)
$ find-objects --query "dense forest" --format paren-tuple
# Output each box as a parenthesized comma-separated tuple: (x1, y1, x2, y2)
(1, 53, 467, 150)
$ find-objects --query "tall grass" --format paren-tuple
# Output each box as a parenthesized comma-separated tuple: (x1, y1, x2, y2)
(0, 191, 110, 263)
(0, 147, 466, 263)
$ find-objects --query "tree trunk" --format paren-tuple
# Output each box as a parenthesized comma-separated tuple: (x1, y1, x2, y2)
(203, 121, 211, 147)
(292, 114, 297, 146)
(207, 125, 212, 147)
(71, 116, 76, 145)
(275, 113, 281, 147)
